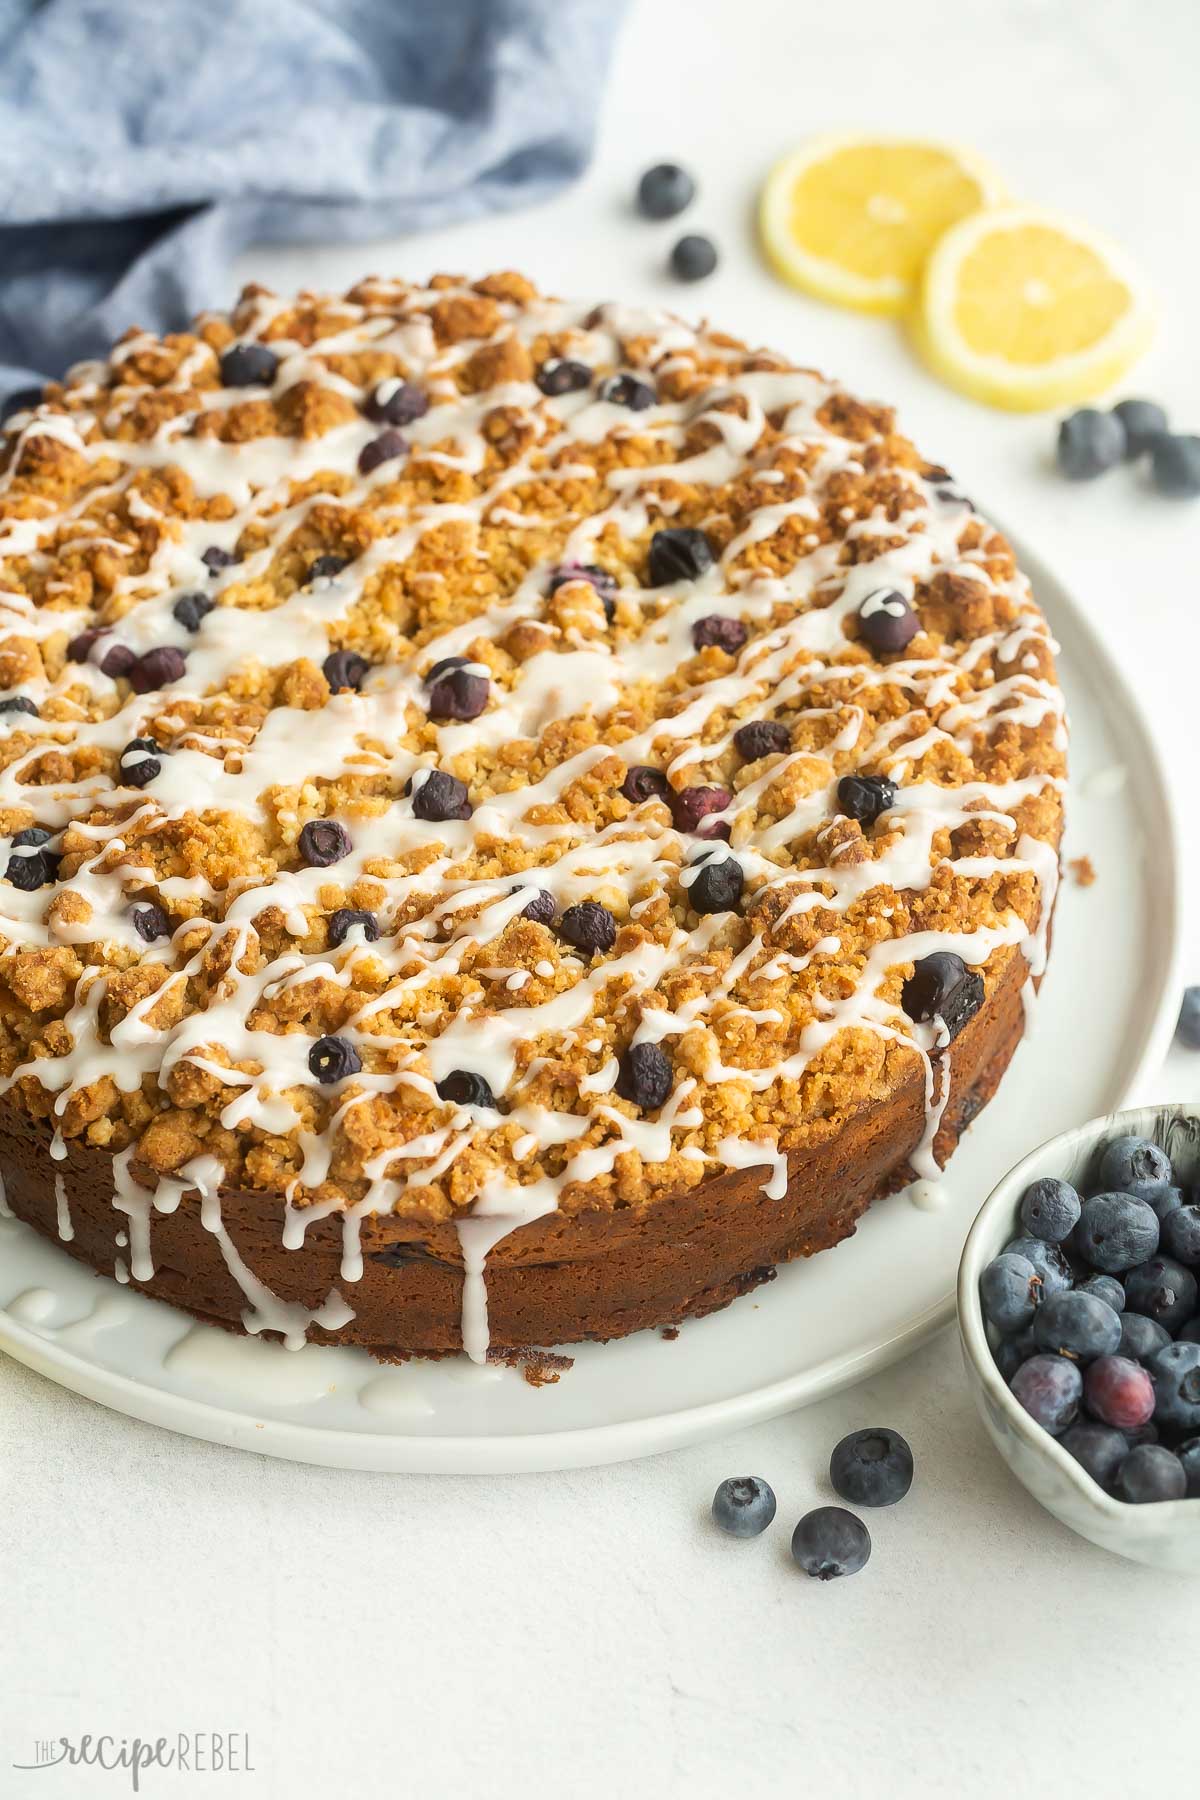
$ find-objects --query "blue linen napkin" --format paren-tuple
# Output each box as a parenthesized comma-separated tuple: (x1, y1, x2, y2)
(0, 0, 624, 400)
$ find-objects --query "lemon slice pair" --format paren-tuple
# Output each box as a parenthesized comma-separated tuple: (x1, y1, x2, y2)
(760, 135, 1154, 411)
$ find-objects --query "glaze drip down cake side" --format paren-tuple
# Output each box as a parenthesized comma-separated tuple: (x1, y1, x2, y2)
(0, 272, 1065, 1362)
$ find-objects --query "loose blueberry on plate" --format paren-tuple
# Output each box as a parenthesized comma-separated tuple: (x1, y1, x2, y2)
(1010, 1354, 1082, 1434)
(1083, 1354, 1154, 1431)
(1149, 1341, 1200, 1433)
(828, 1428, 913, 1507)
(1117, 1444, 1187, 1504)
(1019, 1176, 1081, 1244)
(647, 526, 715, 585)
(711, 1476, 776, 1538)
(791, 1506, 871, 1580)
(308, 1035, 362, 1082)
(615, 1042, 673, 1111)
(980, 1252, 1043, 1333)
(1111, 398, 1168, 458)
(1033, 1290, 1122, 1361)
(1060, 1421, 1128, 1491)
(1117, 1312, 1171, 1364)
(636, 162, 696, 220)
(836, 774, 896, 827)
(1122, 1256, 1197, 1334)
(1178, 1317, 1200, 1344)
(1076, 1272, 1126, 1313)
(1097, 1133, 1172, 1192)
(1056, 407, 1126, 479)
(436, 1070, 495, 1109)
(1151, 434, 1200, 499)
(1074, 1193, 1159, 1273)
(1003, 1236, 1073, 1298)
(670, 234, 718, 282)
(902, 951, 984, 1042)
(0, 695, 37, 718)
(1176, 987, 1200, 1050)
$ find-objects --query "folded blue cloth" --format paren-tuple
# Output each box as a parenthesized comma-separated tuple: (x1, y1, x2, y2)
(0, 0, 624, 400)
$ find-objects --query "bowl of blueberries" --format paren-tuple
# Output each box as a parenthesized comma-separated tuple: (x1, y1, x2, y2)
(958, 1104, 1200, 1571)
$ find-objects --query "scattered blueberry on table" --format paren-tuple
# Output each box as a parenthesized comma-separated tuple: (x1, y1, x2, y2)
(829, 1428, 913, 1507)
(1057, 408, 1125, 480)
(791, 1507, 872, 1580)
(982, 1130, 1200, 1501)
(670, 234, 719, 282)
(711, 1476, 777, 1538)
(1151, 434, 1200, 499)
(636, 162, 696, 220)
(1056, 398, 1199, 499)
(709, 1426, 913, 1575)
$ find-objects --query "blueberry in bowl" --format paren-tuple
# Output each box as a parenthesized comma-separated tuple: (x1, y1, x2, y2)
(958, 1104, 1200, 1570)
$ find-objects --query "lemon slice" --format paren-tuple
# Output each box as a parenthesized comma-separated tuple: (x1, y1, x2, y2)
(917, 205, 1155, 411)
(760, 135, 1007, 315)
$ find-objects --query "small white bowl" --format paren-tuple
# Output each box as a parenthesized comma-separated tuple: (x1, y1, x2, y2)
(958, 1102, 1200, 1572)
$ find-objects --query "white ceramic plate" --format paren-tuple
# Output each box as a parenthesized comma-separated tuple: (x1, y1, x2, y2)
(0, 533, 1182, 1472)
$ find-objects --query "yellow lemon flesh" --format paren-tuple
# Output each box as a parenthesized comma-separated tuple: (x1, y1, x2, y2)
(917, 206, 1155, 411)
(760, 135, 1007, 315)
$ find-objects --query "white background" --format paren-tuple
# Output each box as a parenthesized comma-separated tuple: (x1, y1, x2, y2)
(3, 2, 1199, 1795)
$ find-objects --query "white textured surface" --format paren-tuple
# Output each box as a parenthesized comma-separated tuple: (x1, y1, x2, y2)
(2, 0, 1198, 1793)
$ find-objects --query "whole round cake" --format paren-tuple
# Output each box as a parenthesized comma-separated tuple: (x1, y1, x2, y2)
(0, 271, 1065, 1361)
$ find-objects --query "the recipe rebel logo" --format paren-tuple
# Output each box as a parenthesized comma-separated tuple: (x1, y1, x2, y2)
(12, 1732, 255, 1790)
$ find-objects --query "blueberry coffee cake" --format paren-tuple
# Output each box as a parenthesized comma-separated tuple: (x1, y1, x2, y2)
(0, 272, 1064, 1359)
